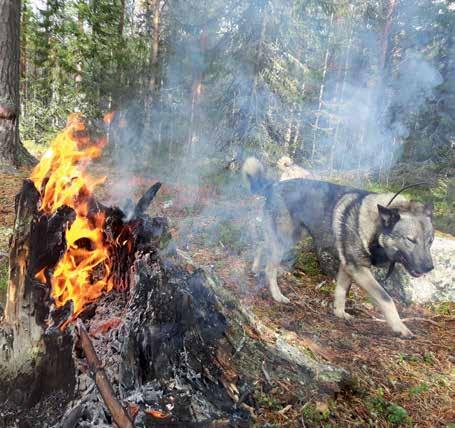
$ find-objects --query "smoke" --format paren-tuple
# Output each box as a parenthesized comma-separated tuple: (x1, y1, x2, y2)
(102, 0, 449, 292)
(324, 50, 443, 173)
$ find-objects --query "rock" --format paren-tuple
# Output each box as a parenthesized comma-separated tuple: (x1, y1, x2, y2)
(376, 236, 455, 304)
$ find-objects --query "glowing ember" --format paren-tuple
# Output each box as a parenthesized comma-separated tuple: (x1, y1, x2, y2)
(30, 113, 113, 323)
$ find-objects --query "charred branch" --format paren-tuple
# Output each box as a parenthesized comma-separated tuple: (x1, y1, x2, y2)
(133, 181, 161, 217)
(76, 319, 134, 428)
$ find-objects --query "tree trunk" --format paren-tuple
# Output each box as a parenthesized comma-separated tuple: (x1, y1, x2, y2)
(311, 12, 334, 162)
(148, 0, 161, 98)
(20, 0, 27, 117)
(142, 0, 162, 156)
(0, 180, 75, 406)
(330, 22, 354, 175)
(118, 0, 126, 37)
(378, 0, 397, 84)
(187, 28, 207, 157)
(0, 0, 34, 171)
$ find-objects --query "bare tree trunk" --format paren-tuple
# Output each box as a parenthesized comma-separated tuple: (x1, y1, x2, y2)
(20, 0, 27, 117)
(311, 12, 334, 163)
(148, 0, 161, 97)
(330, 23, 354, 175)
(142, 0, 162, 156)
(379, 0, 397, 82)
(118, 0, 125, 37)
(375, 0, 397, 180)
(187, 28, 207, 157)
(0, 0, 34, 171)
(75, 9, 83, 87)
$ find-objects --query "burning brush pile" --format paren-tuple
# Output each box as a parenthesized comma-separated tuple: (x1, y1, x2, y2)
(0, 114, 256, 427)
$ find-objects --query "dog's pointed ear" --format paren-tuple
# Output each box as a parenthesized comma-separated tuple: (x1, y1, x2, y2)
(423, 202, 433, 218)
(377, 205, 400, 229)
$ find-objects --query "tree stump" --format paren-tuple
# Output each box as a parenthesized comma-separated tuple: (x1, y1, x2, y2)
(0, 180, 75, 407)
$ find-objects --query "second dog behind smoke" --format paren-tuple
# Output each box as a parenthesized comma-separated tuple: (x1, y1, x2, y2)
(277, 156, 313, 181)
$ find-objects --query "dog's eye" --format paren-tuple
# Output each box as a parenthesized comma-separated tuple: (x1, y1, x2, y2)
(406, 237, 417, 244)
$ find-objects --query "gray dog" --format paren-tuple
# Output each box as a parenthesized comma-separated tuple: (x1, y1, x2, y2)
(243, 157, 434, 338)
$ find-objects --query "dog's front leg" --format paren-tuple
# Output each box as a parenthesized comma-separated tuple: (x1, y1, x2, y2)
(334, 265, 353, 320)
(345, 265, 414, 338)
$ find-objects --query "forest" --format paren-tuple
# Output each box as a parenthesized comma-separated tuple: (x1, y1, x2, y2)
(0, 0, 454, 427)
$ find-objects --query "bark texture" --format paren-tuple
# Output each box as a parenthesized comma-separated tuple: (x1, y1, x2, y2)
(0, 180, 75, 406)
(0, 0, 34, 170)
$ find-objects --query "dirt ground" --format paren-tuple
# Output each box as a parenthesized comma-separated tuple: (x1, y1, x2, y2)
(0, 167, 454, 427)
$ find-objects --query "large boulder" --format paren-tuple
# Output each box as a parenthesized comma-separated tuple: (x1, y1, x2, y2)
(377, 236, 455, 304)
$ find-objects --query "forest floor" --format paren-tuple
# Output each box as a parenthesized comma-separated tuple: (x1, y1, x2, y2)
(0, 164, 454, 428)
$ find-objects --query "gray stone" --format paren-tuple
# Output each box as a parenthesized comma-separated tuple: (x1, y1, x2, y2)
(376, 236, 455, 304)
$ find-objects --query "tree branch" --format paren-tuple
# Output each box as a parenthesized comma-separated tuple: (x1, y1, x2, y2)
(76, 319, 134, 428)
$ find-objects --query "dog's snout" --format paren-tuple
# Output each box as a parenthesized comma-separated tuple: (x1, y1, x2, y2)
(423, 261, 434, 273)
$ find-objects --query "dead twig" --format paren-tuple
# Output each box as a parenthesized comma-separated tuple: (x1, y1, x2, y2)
(365, 316, 440, 326)
(261, 360, 273, 386)
(76, 319, 134, 428)
(352, 305, 444, 326)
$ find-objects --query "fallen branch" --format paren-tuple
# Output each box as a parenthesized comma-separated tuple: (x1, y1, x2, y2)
(76, 319, 134, 428)
(366, 317, 440, 326)
(351, 305, 442, 326)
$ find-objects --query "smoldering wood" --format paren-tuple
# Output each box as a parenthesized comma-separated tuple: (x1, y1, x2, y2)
(134, 182, 162, 217)
(76, 319, 133, 428)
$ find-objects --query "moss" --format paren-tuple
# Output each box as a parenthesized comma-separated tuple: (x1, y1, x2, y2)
(408, 382, 429, 397)
(300, 402, 331, 425)
(368, 391, 413, 427)
(426, 301, 455, 316)
(0, 260, 8, 292)
(292, 241, 322, 277)
(216, 219, 249, 254)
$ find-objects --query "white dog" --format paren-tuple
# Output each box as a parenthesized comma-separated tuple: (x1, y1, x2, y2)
(277, 156, 312, 181)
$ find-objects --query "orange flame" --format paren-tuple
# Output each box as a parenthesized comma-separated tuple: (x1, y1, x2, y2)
(30, 113, 113, 323)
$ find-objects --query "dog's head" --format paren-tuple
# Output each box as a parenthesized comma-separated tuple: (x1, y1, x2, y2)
(378, 202, 434, 277)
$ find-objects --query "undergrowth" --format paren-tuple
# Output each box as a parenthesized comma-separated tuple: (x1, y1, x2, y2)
(0, 260, 8, 292)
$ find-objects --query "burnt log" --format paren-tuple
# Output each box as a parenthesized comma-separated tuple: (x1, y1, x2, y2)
(113, 251, 349, 426)
(56, 249, 349, 427)
(0, 180, 75, 408)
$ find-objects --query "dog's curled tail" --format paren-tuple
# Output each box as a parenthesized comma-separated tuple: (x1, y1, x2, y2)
(242, 157, 271, 195)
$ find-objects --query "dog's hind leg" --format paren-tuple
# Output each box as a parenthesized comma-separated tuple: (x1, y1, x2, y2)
(345, 265, 414, 338)
(252, 245, 264, 274)
(264, 236, 290, 303)
(333, 265, 353, 320)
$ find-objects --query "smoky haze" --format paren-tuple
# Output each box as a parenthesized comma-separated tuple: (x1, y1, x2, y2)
(103, 0, 449, 282)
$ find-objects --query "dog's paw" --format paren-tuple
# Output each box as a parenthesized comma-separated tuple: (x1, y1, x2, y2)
(271, 292, 290, 304)
(393, 323, 415, 339)
(334, 309, 353, 321)
(251, 265, 261, 275)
